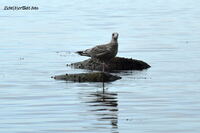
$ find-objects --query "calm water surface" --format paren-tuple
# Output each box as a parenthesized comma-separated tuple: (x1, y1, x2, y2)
(0, 0, 200, 133)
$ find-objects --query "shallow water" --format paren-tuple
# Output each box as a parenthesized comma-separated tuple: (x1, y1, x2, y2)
(1, 0, 200, 132)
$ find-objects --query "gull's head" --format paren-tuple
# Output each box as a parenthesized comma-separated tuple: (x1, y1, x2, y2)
(112, 32, 119, 40)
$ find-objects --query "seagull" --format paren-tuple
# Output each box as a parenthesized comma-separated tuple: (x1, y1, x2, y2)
(76, 32, 119, 72)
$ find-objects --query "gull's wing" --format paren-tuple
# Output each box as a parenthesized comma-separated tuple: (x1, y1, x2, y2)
(88, 44, 111, 57)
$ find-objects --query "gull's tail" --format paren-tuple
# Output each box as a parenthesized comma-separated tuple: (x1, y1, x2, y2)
(76, 51, 89, 56)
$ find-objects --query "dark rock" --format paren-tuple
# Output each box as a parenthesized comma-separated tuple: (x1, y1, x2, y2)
(70, 57, 150, 72)
(53, 72, 121, 82)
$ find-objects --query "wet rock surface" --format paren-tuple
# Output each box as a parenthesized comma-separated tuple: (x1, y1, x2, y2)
(53, 72, 121, 82)
(70, 57, 151, 72)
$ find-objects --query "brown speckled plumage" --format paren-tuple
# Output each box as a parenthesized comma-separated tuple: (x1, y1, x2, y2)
(77, 32, 119, 62)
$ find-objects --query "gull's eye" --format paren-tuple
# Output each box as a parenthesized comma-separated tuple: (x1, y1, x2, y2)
(112, 33, 114, 36)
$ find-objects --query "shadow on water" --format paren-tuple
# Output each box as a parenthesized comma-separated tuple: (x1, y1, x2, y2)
(83, 82, 119, 133)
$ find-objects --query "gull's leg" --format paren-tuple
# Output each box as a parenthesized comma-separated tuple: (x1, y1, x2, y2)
(102, 62, 105, 93)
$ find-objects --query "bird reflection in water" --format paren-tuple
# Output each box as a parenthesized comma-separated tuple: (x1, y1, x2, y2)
(84, 83, 118, 133)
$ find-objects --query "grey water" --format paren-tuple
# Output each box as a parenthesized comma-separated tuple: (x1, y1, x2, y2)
(0, 0, 200, 132)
